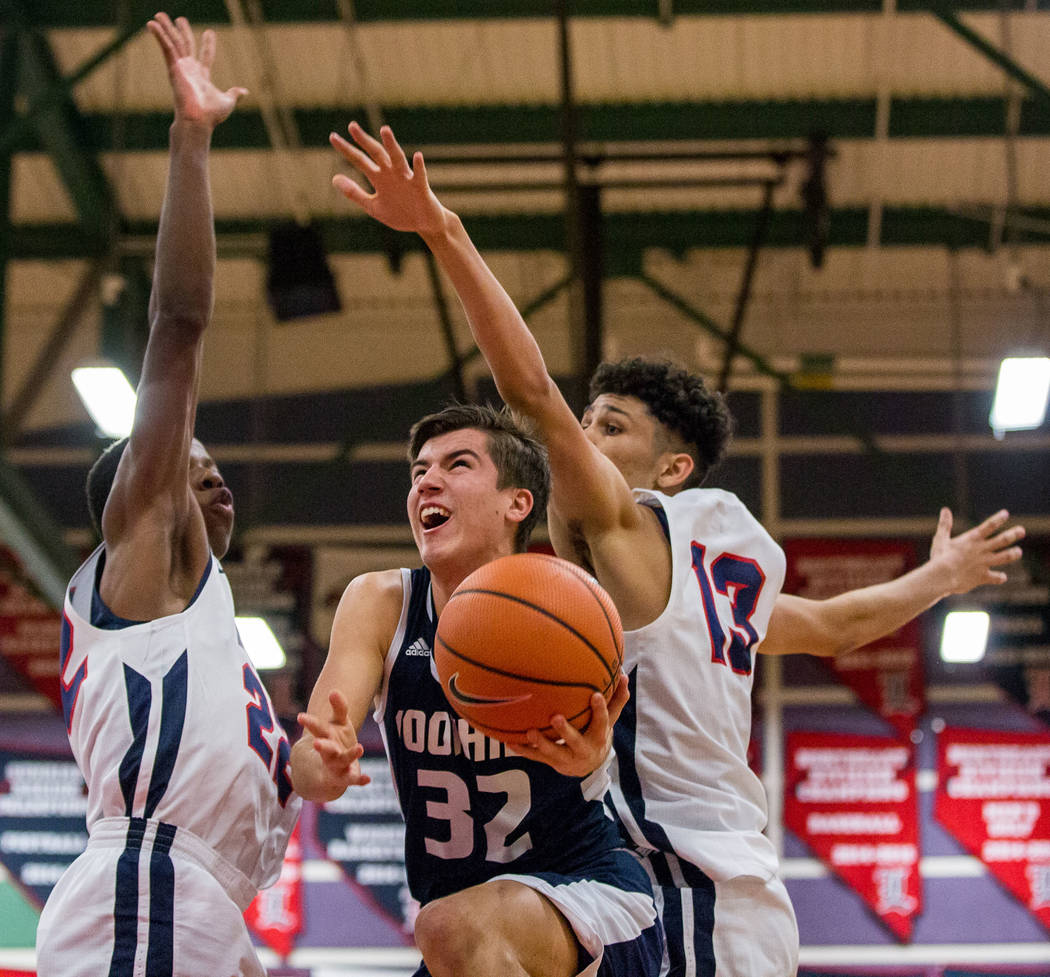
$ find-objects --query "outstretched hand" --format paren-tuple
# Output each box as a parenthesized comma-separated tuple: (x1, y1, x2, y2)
(147, 13, 247, 128)
(297, 689, 371, 796)
(330, 122, 449, 238)
(929, 507, 1025, 594)
(514, 674, 629, 778)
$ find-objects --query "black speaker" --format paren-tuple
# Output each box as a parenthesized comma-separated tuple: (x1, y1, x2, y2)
(266, 221, 341, 321)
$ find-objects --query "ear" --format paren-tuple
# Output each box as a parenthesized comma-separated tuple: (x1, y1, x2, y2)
(655, 452, 694, 491)
(505, 487, 534, 524)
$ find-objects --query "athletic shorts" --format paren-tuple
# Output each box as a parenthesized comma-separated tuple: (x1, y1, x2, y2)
(412, 846, 664, 977)
(642, 851, 799, 977)
(36, 817, 264, 977)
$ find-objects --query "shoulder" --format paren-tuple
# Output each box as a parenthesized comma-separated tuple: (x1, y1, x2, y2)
(338, 568, 406, 613)
(333, 568, 407, 639)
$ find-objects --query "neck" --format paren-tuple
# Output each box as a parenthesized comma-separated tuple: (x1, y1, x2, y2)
(428, 543, 516, 615)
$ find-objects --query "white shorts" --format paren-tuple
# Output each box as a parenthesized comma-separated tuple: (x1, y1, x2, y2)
(36, 817, 264, 977)
(412, 847, 663, 977)
(641, 851, 799, 977)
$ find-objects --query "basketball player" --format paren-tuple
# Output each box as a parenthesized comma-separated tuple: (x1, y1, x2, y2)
(35, 16, 300, 977)
(327, 122, 1026, 977)
(291, 402, 663, 977)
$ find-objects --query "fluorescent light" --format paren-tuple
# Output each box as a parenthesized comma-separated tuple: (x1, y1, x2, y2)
(989, 357, 1050, 434)
(236, 616, 287, 670)
(940, 610, 990, 664)
(71, 365, 137, 438)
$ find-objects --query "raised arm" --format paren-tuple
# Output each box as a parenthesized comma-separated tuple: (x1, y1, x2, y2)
(760, 508, 1025, 657)
(328, 123, 638, 539)
(290, 570, 400, 802)
(103, 15, 246, 548)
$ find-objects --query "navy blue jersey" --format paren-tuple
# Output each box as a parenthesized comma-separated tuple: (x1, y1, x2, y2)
(376, 567, 622, 906)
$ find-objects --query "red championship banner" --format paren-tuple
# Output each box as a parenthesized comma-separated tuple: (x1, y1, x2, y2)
(785, 732, 921, 940)
(935, 727, 1050, 934)
(783, 539, 924, 738)
(0, 546, 63, 710)
(245, 822, 303, 959)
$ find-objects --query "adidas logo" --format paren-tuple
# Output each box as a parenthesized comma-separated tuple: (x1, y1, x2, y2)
(404, 637, 431, 657)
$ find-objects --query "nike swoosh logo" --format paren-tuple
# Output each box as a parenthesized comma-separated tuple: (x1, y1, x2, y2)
(447, 673, 531, 707)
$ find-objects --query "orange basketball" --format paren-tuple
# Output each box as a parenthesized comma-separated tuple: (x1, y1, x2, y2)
(434, 552, 623, 746)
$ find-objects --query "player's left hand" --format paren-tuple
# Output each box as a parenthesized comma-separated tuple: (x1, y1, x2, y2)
(330, 122, 448, 238)
(929, 507, 1025, 594)
(515, 673, 629, 777)
(148, 13, 247, 128)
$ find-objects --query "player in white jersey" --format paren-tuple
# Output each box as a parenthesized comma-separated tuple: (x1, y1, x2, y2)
(35, 15, 300, 977)
(328, 121, 1026, 977)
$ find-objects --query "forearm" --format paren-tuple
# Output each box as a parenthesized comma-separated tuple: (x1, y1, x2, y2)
(422, 213, 556, 414)
(774, 560, 954, 658)
(149, 120, 216, 334)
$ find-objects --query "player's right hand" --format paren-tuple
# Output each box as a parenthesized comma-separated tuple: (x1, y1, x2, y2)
(297, 689, 372, 795)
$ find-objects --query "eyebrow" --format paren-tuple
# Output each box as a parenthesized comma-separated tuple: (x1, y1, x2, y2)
(411, 447, 482, 473)
(591, 403, 632, 420)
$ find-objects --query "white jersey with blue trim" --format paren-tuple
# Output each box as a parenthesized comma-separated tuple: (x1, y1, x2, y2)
(57, 543, 300, 889)
(607, 487, 786, 883)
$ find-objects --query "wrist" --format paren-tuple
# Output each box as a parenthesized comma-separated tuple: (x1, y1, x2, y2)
(421, 206, 461, 249)
(169, 118, 215, 148)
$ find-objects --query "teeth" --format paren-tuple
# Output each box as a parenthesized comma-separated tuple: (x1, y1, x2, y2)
(421, 505, 450, 528)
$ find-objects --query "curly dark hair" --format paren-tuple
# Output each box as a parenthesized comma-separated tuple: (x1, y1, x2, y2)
(588, 357, 733, 489)
(85, 436, 130, 538)
(408, 403, 550, 552)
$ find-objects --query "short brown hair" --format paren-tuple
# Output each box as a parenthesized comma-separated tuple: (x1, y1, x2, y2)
(408, 403, 549, 551)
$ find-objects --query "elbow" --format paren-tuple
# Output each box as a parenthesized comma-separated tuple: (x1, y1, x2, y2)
(149, 307, 209, 341)
(501, 372, 560, 418)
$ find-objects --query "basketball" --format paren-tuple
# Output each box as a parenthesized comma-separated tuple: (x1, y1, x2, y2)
(434, 552, 623, 746)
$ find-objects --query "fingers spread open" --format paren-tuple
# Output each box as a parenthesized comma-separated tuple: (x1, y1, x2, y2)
(331, 131, 381, 176)
(348, 121, 391, 169)
(977, 509, 1010, 538)
(199, 28, 216, 71)
(380, 126, 411, 176)
(175, 16, 195, 58)
(146, 16, 179, 63)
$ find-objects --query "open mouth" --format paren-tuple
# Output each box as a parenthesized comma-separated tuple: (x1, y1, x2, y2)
(420, 505, 451, 530)
(211, 488, 234, 517)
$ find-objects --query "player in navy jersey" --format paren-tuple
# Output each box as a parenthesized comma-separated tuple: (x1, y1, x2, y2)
(326, 121, 1026, 977)
(35, 16, 300, 977)
(291, 402, 662, 977)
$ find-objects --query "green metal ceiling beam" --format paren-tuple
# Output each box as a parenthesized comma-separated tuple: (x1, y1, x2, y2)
(0, 457, 80, 608)
(11, 205, 1048, 261)
(16, 0, 1039, 26)
(13, 95, 1046, 155)
(0, 12, 149, 157)
(931, 5, 1050, 109)
(16, 29, 118, 236)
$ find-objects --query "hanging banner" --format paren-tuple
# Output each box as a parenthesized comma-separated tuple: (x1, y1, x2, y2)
(314, 744, 416, 936)
(0, 546, 63, 711)
(960, 540, 1050, 728)
(245, 822, 303, 959)
(224, 544, 321, 717)
(783, 539, 924, 738)
(785, 732, 921, 941)
(935, 726, 1050, 935)
(0, 748, 87, 909)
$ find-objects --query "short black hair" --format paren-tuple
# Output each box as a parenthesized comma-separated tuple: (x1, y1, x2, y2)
(588, 357, 733, 489)
(408, 403, 550, 552)
(85, 436, 130, 537)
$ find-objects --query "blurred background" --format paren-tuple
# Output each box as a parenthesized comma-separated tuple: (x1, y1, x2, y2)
(1, 2, 1049, 975)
